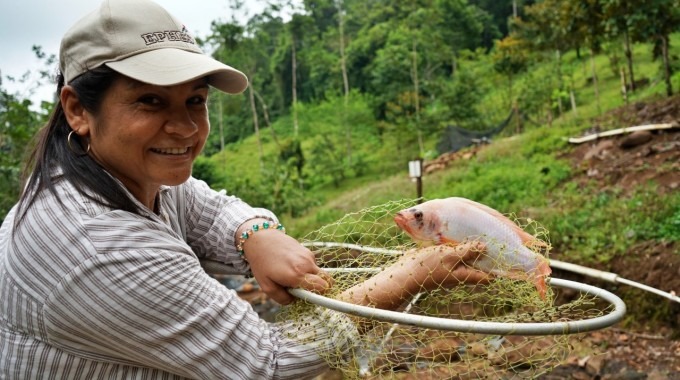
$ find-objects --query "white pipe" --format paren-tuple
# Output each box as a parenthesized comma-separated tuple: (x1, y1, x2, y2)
(304, 241, 402, 255)
(301, 242, 680, 305)
(550, 259, 680, 304)
(288, 278, 626, 335)
(199, 259, 627, 334)
(567, 123, 677, 144)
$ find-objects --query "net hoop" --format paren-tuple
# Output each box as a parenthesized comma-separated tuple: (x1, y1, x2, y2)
(288, 278, 626, 335)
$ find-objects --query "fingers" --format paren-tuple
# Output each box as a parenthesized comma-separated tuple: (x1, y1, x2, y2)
(458, 240, 486, 262)
(451, 266, 492, 285)
(317, 270, 335, 288)
(259, 270, 334, 305)
(260, 280, 296, 305)
(297, 270, 334, 294)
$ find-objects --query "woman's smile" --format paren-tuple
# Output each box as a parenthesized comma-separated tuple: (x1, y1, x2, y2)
(150, 146, 192, 155)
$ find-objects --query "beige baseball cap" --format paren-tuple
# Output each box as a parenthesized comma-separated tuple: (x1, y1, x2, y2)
(60, 0, 248, 94)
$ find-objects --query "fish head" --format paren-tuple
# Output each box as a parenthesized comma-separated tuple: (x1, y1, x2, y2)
(394, 204, 442, 245)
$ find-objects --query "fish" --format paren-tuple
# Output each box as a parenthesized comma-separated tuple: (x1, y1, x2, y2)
(394, 197, 552, 299)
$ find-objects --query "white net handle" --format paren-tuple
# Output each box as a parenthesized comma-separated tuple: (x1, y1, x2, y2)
(200, 259, 626, 335)
(288, 277, 626, 335)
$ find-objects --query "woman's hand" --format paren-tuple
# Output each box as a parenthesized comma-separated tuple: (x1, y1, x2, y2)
(240, 222, 332, 305)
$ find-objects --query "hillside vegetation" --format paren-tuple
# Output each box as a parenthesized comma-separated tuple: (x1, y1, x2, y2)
(198, 26, 680, 331)
(205, 36, 679, 263)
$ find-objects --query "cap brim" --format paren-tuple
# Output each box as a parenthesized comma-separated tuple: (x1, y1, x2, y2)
(106, 48, 249, 94)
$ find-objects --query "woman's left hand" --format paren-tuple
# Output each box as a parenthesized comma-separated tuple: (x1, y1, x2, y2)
(241, 226, 332, 305)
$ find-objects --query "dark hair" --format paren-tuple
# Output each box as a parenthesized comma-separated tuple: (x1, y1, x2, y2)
(17, 66, 143, 222)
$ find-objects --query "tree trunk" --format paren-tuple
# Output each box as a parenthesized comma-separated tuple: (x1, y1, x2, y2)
(620, 67, 628, 104)
(513, 100, 522, 133)
(253, 88, 280, 148)
(555, 50, 564, 116)
(291, 38, 303, 190)
(590, 47, 601, 113)
(661, 35, 673, 97)
(411, 39, 423, 156)
(218, 93, 224, 152)
(337, 1, 351, 166)
(623, 29, 636, 92)
(291, 38, 299, 138)
(248, 86, 264, 168)
(508, 72, 513, 114)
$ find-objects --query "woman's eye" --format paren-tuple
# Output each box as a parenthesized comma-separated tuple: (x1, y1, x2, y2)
(138, 95, 162, 105)
(188, 95, 207, 105)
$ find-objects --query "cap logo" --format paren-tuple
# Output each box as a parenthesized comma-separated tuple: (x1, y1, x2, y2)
(141, 29, 196, 46)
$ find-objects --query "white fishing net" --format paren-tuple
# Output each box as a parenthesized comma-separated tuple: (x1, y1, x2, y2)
(278, 199, 612, 379)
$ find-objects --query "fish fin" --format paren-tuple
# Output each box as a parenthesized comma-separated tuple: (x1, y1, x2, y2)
(485, 260, 552, 300)
(534, 277, 548, 300)
(439, 236, 460, 246)
(525, 239, 550, 253)
(455, 198, 547, 249)
(536, 257, 552, 276)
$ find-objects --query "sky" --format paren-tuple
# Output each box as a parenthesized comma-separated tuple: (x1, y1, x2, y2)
(0, 0, 266, 106)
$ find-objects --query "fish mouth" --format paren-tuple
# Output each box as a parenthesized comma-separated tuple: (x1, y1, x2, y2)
(394, 212, 412, 234)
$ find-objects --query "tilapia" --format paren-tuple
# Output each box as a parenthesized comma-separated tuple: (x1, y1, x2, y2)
(394, 197, 552, 299)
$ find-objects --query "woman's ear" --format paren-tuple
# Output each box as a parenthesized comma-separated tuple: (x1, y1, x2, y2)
(60, 86, 92, 136)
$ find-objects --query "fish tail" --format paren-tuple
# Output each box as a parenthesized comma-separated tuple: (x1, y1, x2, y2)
(533, 259, 552, 300)
(534, 277, 548, 300)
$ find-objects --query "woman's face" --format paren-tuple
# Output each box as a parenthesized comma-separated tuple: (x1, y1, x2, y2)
(86, 75, 210, 206)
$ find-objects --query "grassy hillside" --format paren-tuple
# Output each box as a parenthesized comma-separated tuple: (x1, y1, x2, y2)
(207, 35, 680, 268)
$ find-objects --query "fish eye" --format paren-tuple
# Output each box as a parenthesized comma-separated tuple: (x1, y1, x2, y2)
(414, 210, 423, 220)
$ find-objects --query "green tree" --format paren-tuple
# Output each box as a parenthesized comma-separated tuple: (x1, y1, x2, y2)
(0, 88, 45, 221)
(601, 0, 648, 92)
(633, 0, 680, 96)
(469, 0, 525, 44)
(493, 34, 530, 108)
(0, 46, 54, 221)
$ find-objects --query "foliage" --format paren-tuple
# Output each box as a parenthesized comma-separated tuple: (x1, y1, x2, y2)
(424, 67, 486, 131)
(429, 152, 572, 212)
(191, 155, 221, 186)
(0, 90, 45, 222)
(542, 184, 680, 263)
(212, 157, 321, 218)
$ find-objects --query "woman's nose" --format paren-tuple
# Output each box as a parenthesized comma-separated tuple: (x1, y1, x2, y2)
(164, 108, 198, 137)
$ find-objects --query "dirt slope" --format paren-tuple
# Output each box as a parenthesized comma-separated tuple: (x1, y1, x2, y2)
(545, 96, 680, 379)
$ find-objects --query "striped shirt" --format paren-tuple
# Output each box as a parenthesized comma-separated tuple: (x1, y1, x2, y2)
(0, 175, 357, 379)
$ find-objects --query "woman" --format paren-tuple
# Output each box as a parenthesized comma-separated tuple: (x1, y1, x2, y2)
(0, 0, 487, 379)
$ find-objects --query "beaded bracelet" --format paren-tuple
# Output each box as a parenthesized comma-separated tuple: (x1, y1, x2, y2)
(236, 221, 286, 256)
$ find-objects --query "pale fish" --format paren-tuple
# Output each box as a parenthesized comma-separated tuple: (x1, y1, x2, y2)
(394, 197, 552, 299)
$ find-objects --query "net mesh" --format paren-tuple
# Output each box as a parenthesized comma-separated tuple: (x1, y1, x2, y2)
(278, 199, 611, 379)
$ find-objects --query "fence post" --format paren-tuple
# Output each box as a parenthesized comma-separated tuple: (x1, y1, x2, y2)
(408, 159, 423, 203)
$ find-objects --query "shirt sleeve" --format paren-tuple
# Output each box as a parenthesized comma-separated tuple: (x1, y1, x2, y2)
(179, 177, 277, 274)
(42, 215, 358, 380)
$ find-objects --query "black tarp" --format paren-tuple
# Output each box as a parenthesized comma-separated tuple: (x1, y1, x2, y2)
(436, 110, 516, 154)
